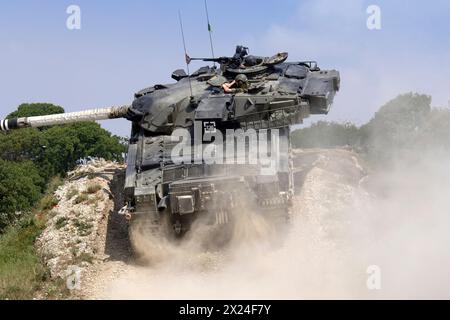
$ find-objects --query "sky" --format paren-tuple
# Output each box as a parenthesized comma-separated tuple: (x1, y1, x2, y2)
(0, 0, 449, 137)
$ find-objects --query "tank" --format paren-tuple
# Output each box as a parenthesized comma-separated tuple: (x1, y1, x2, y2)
(1, 46, 340, 242)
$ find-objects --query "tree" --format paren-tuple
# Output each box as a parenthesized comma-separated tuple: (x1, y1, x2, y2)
(1, 103, 126, 179)
(292, 121, 360, 148)
(409, 108, 450, 154)
(0, 103, 126, 229)
(0, 128, 46, 162)
(6, 103, 64, 119)
(0, 103, 64, 163)
(291, 93, 437, 167)
(360, 93, 432, 162)
(39, 122, 125, 177)
(0, 160, 44, 231)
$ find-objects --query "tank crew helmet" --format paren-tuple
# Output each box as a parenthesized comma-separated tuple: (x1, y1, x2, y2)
(235, 74, 248, 86)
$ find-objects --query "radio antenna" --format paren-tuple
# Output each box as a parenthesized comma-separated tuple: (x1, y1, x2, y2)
(178, 10, 194, 99)
(204, 0, 216, 67)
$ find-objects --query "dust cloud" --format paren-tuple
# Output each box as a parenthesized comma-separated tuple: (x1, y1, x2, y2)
(101, 148, 450, 300)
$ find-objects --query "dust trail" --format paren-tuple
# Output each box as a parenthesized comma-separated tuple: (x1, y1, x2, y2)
(99, 149, 450, 299)
(355, 155, 450, 299)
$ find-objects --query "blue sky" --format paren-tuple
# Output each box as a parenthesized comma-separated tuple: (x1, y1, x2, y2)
(1, 0, 449, 137)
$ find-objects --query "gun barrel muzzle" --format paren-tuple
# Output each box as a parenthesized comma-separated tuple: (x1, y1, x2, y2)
(0, 119, 11, 131)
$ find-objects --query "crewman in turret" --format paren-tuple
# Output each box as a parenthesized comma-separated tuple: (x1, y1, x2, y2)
(222, 74, 249, 93)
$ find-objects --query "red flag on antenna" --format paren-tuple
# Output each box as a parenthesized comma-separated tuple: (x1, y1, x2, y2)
(185, 53, 192, 65)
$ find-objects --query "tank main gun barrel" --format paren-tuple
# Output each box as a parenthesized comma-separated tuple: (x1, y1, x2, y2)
(0, 106, 130, 131)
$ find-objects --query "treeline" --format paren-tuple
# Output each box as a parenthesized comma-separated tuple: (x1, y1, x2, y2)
(292, 93, 450, 165)
(0, 103, 126, 231)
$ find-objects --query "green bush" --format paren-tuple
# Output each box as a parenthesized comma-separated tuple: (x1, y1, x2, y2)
(55, 217, 68, 230)
(73, 194, 89, 205)
(74, 220, 93, 236)
(66, 187, 79, 200)
(38, 195, 59, 211)
(0, 160, 44, 232)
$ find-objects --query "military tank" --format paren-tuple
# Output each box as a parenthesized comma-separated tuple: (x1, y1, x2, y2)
(0, 46, 340, 242)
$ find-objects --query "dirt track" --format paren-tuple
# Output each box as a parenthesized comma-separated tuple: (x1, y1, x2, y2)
(54, 146, 450, 299)
(68, 148, 373, 299)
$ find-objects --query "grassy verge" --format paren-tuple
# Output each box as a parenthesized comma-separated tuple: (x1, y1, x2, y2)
(0, 177, 65, 299)
(0, 217, 47, 299)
